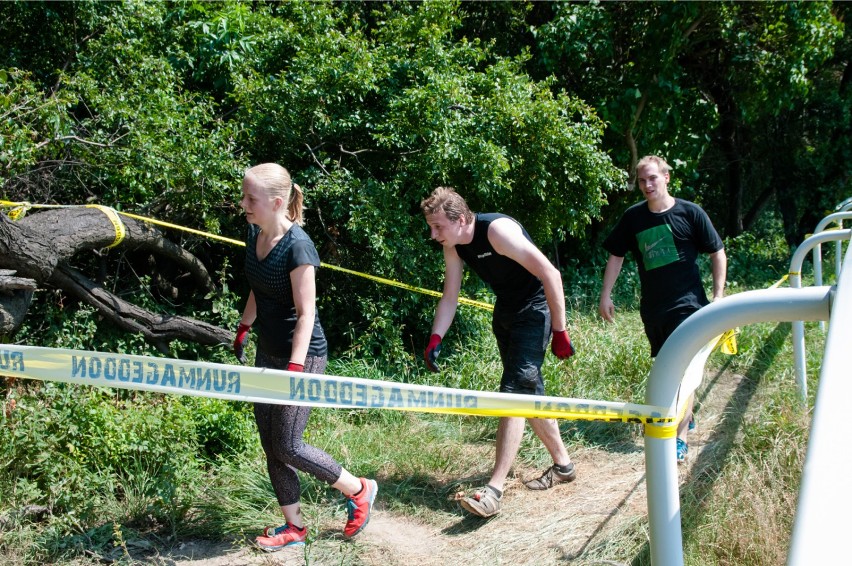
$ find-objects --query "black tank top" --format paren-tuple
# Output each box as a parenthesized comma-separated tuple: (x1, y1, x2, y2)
(455, 213, 545, 311)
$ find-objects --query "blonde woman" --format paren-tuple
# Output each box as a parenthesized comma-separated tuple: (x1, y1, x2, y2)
(234, 163, 377, 550)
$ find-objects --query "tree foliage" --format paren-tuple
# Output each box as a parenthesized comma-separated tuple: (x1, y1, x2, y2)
(0, 0, 847, 361)
(0, 3, 848, 560)
(534, 1, 847, 242)
(1, 0, 625, 362)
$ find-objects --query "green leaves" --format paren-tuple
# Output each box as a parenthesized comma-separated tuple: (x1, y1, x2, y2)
(0, 69, 74, 182)
(14, 0, 842, 362)
(0, 382, 200, 517)
(195, 1, 622, 361)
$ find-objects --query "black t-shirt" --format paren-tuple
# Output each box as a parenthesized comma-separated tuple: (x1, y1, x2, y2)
(455, 213, 545, 312)
(244, 223, 327, 358)
(603, 199, 723, 319)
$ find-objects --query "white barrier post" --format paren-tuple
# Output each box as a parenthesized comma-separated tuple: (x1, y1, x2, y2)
(788, 230, 851, 404)
(812, 212, 852, 331)
(788, 242, 852, 564)
(836, 197, 852, 211)
(645, 287, 832, 566)
(836, 199, 852, 283)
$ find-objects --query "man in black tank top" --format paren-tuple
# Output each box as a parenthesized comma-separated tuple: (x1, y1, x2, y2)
(420, 187, 578, 518)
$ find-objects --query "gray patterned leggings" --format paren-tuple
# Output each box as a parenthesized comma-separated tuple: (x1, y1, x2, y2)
(253, 351, 343, 506)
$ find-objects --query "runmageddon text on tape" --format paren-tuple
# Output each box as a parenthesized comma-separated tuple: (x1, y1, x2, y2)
(0, 344, 675, 424)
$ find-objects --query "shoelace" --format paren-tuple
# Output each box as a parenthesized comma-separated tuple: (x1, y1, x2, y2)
(271, 523, 302, 537)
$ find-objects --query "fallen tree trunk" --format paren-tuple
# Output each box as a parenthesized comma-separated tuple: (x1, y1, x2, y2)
(0, 208, 230, 351)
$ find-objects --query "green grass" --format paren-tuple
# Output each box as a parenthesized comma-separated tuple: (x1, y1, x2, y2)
(0, 303, 824, 565)
(561, 316, 823, 566)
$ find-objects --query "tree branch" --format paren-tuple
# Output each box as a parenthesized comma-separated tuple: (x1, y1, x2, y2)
(32, 135, 109, 150)
(51, 264, 231, 354)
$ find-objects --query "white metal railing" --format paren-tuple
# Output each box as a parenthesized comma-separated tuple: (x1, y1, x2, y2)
(644, 286, 833, 566)
(833, 199, 852, 284)
(788, 229, 851, 403)
(812, 212, 852, 332)
(787, 238, 852, 564)
(813, 212, 852, 287)
(836, 197, 852, 211)
(645, 201, 852, 563)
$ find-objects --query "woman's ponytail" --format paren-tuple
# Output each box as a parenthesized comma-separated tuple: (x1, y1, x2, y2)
(288, 182, 304, 225)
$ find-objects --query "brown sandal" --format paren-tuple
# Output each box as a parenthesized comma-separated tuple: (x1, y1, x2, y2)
(524, 463, 577, 490)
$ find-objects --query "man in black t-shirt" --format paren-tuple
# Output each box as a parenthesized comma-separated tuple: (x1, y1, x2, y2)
(599, 155, 726, 463)
(420, 187, 577, 518)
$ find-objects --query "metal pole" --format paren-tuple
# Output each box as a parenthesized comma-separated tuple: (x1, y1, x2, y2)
(835, 203, 852, 285)
(836, 240, 842, 285)
(836, 198, 852, 212)
(813, 213, 852, 319)
(788, 247, 852, 564)
(788, 230, 851, 404)
(833, 204, 852, 286)
(645, 287, 832, 566)
(816, 244, 825, 332)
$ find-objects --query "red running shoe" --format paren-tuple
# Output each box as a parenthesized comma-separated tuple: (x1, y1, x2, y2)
(344, 477, 378, 538)
(255, 523, 307, 552)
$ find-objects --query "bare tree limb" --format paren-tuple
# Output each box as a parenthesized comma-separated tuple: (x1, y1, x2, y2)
(51, 265, 230, 354)
(0, 209, 227, 349)
(33, 135, 109, 150)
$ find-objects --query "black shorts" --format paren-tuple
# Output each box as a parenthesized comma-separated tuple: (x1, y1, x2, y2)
(642, 306, 699, 357)
(492, 297, 551, 395)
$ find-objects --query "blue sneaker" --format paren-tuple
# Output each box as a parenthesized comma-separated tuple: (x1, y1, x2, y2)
(676, 438, 688, 464)
(688, 416, 696, 431)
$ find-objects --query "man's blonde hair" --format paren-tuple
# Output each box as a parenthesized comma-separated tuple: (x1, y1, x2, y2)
(637, 155, 671, 175)
(420, 187, 474, 223)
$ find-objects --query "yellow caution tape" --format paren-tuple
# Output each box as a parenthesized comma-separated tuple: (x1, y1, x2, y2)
(643, 422, 678, 439)
(117, 209, 492, 310)
(116, 210, 245, 247)
(0, 200, 65, 210)
(0, 200, 492, 311)
(7, 203, 30, 220)
(720, 333, 738, 355)
(318, 262, 494, 311)
(0, 344, 675, 423)
(645, 388, 696, 439)
(714, 328, 739, 355)
(770, 274, 789, 289)
(86, 205, 126, 248)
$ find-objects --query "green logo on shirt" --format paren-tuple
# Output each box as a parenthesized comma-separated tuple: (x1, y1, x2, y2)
(637, 224, 678, 270)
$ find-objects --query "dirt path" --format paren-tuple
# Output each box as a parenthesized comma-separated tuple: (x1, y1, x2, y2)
(146, 368, 741, 566)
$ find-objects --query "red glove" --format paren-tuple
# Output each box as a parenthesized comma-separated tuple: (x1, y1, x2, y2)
(424, 334, 442, 372)
(551, 329, 575, 359)
(287, 362, 304, 372)
(233, 323, 251, 364)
